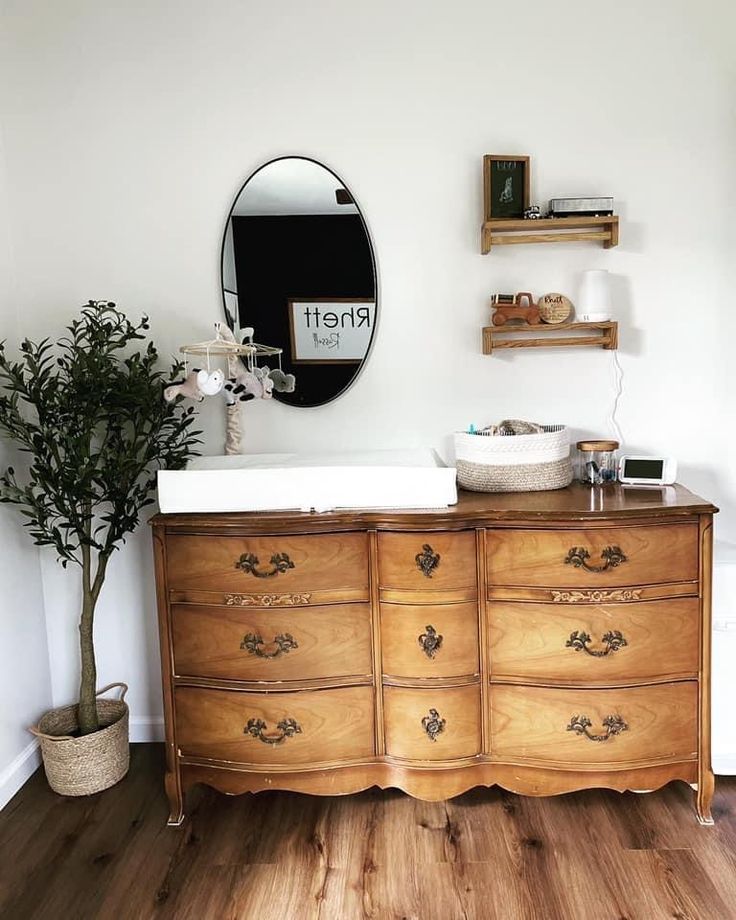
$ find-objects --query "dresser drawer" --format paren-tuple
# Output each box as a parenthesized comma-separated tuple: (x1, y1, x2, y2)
(487, 523, 698, 589)
(490, 682, 697, 767)
(489, 599, 699, 685)
(172, 603, 372, 682)
(176, 685, 374, 764)
(165, 532, 369, 599)
(381, 602, 479, 679)
(383, 685, 481, 760)
(378, 532, 477, 592)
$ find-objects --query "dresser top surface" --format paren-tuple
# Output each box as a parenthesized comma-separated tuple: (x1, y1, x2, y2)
(151, 482, 716, 532)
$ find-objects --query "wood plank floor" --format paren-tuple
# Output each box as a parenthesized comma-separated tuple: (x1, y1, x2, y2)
(0, 745, 734, 920)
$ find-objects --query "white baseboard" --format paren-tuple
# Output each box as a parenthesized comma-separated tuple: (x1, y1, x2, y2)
(0, 740, 42, 810)
(714, 754, 736, 775)
(129, 716, 165, 743)
(0, 719, 164, 811)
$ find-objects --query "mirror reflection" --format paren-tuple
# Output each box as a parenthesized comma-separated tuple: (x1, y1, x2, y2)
(221, 157, 377, 407)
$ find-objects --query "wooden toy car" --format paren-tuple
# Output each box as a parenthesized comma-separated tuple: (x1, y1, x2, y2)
(491, 292, 541, 326)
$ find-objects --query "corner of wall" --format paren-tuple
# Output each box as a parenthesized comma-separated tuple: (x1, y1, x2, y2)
(0, 109, 54, 809)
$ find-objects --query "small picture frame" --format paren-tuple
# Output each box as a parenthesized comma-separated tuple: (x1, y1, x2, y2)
(483, 155, 530, 220)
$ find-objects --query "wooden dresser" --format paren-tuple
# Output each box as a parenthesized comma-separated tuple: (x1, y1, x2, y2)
(151, 484, 717, 826)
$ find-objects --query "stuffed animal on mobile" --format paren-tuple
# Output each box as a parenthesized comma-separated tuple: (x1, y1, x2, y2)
(223, 368, 273, 405)
(164, 370, 204, 403)
(164, 368, 225, 403)
(267, 368, 296, 393)
(253, 366, 275, 398)
(196, 368, 224, 396)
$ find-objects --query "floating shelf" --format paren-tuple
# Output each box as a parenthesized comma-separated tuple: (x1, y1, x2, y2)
(481, 215, 619, 253)
(482, 321, 618, 354)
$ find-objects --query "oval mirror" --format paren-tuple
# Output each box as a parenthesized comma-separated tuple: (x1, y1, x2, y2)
(221, 156, 378, 408)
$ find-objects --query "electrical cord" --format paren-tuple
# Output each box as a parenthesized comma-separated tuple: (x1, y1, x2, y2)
(608, 349, 624, 444)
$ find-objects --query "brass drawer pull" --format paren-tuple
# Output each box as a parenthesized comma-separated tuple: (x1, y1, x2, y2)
(567, 714, 628, 742)
(240, 632, 298, 659)
(245, 717, 302, 744)
(566, 630, 627, 657)
(418, 625, 443, 659)
(235, 552, 295, 578)
(415, 544, 440, 578)
(565, 545, 627, 573)
(421, 708, 446, 742)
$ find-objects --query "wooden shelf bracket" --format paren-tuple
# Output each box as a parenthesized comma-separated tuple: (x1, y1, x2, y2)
(482, 321, 618, 354)
(481, 216, 619, 253)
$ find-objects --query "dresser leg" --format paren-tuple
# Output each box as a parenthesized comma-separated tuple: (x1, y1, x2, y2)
(695, 770, 715, 826)
(165, 770, 185, 827)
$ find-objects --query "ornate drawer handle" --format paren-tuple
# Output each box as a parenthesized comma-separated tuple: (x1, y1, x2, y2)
(565, 545, 627, 573)
(567, 714, 628, 742)
(226, 593, 311, 607)
(421, 708, 446, 742)
(245, 717, 302, 744)
(418, 625, 443, 659)
(565, 630, 628, 657)
(415, 544, 440, 578)
(240, 632, 299, 659)
(235, 552, 295, 578)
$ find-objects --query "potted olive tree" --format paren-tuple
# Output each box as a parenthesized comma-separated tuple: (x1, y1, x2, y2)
(0, 301, 199, 795)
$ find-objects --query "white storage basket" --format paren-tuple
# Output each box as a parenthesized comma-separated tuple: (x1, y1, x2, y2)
(454, 424, 572, 493)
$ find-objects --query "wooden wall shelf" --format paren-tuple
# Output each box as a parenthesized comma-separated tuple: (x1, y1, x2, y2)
(482, 321, 618, 354)
(481, 215, 619, 253)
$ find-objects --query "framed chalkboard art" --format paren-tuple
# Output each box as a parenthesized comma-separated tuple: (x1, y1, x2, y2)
(483, 155, 530, 219)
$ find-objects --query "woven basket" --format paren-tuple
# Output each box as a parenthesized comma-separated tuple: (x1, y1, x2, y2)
(29, 683, 129, 796)
(455, 424, 573, 493)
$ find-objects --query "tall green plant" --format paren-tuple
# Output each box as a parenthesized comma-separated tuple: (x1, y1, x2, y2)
(0, 301, 200, 735)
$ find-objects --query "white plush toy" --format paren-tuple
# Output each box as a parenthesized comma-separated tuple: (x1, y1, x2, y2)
(196, 368, 224, 396)
(164, 368, 224, 403)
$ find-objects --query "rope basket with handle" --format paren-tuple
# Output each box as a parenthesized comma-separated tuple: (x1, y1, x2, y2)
(454, 422, 573, 493)
(29, 682, 130, 796)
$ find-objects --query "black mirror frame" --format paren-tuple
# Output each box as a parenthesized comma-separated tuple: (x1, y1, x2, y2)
(219, 154, 379, 408)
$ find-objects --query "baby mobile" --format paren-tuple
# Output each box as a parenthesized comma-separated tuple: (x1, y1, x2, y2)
(164, 322, 295, 454)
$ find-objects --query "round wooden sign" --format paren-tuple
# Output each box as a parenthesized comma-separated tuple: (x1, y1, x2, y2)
(538, 292, 572, 324)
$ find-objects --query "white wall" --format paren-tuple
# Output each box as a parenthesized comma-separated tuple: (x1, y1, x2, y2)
(0, 444, 52, 807)
(713, 544, 736, 773)
(0, 0, 734, 754)
(0, 103, 53, 804)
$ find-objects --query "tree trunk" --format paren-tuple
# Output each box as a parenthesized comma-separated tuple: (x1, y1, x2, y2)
(77, 550, 109, 736)
(77, 583, 99, 735)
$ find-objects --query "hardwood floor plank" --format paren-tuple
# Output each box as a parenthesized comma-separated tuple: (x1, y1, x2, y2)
(0, 745, 734, 920)
(648, 848, 733, 920)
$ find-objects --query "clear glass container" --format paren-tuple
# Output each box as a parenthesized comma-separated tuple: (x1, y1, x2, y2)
(576, 440, 619, 485)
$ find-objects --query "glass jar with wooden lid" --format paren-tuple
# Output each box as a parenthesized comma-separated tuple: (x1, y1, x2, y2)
(576, 439, 619, 485)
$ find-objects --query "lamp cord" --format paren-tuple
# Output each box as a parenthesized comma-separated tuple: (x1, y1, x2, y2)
(608, 349, 624, 445)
